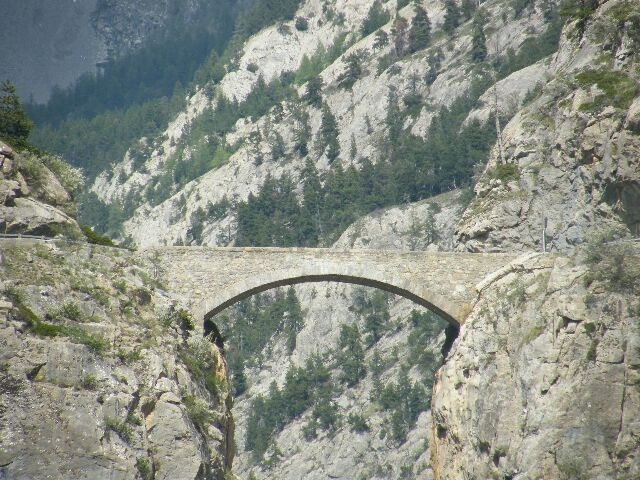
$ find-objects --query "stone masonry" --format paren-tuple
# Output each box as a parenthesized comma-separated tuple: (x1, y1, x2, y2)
(140, 247, 527, 326)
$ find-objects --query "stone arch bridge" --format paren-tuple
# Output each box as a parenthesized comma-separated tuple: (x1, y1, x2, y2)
(141, 247, 523, 326)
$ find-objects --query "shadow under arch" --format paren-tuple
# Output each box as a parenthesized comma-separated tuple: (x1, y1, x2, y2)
(201, 272, 460, 327)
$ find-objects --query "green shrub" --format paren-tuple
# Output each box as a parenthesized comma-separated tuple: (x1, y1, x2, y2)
(81, 225, 115, 246)
(347, 413, 370, 433)
(302, 419, 318, 440)
(112, 278, 127, 293)
(136, 457, 152, 480)
(182, 392, 212, 431)
(104, 416, 133, 443)
(294, 16, 308, 31)
(81, 373, 99, 390)
(583, 233, 639, 293)
(586, 339, 598, 361)
(179, 336, 222, 398)
(48, 300, 82, 321)
(117, 347, 142, 365)
(17, 154, 48, 190)
(134, 287, 152, 306)
(575, 70, 638, 111)
(491, 163, 520, 183)
(176, 309, 195, 332)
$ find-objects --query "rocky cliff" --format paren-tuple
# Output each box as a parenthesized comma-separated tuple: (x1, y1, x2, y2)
(432, 243, 640, 479)
(457, 0, 640, 252)
(0, 140, 82, 238)
(435, 1, 640, 477)
(0, 241, 235, 479)
(0, 144, 235, 480)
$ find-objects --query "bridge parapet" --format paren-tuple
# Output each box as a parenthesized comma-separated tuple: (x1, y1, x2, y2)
(140, 247, 522, 325)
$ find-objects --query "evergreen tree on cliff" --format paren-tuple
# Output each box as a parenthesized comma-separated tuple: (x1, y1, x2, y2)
(408, 4, 431, 53)
(470, 15, 488, 62)
(0, 81, 32, 149)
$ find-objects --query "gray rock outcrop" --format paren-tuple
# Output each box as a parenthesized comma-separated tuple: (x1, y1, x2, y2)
(0, 242, 235, 480)
(431, 246, 640, 479)
(0, 141, 81, 238)
(457, 0, 640, 252)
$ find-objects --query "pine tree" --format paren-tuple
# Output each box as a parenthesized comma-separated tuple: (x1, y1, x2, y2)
(320, 104, 340, 162)
(301, 158, 322, 243)
(0, 81, 32, 149)
(470, 15, 487, 62)
(373, 30, 389, 50)
(349, 134, 357, 160)
(385, 87, 402, 147)
(337, 324, 367, 386)
(443, 0, 460, 35)
(285, 286, 303, 351)
(460, 0, 476, 20)
(391, 15, 409, 57)
(408, 4, 431, 53)
(361, 0, 391, 36)
(293, 109, 310, 157)
(337, 51, 364, 90)
(304, 75, 323, 106)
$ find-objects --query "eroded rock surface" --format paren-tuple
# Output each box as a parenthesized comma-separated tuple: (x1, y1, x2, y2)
(431, 248, 640, 479)
(0, 242, 234, 480)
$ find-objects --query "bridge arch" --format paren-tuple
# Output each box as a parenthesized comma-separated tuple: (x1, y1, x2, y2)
(144, 246, 520, 328)
(195, 263, 461, 326)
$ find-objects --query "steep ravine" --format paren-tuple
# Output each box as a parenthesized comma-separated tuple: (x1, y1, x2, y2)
(227, 192, 463, 480)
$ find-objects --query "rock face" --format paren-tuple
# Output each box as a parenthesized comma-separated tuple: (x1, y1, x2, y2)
(334, 191, 465, 251)
(457, 0, 640, 253)
(0, 241, 235, 480)
(431, 246, 640, 479)
(0, 141, 82, 238)
(91, 0, 550, 248)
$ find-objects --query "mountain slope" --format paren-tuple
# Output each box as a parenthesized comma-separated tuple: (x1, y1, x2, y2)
(89, 0, 560, 247)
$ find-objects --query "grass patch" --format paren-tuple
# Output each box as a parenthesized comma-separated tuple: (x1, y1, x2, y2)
(490, 163, 520, 183)
(182, 391, 213, 431)
(81, 373, 99, 390)
(136, 457, 152, 480)
(33, 322, 110, 354)
(2, 288, 110, 355)
(575, 70, 638, 111)
(104, 416, 133, 443)
(47, 300, 83, 321)
(117, 347, 143, 365)
(520, 324, 545, 347)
